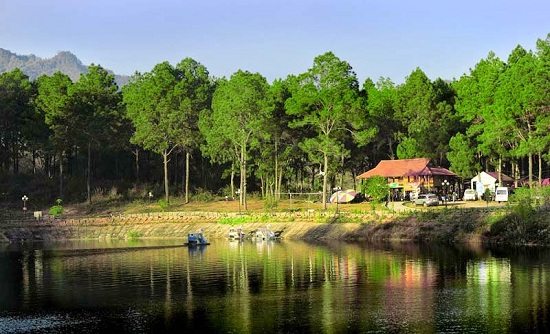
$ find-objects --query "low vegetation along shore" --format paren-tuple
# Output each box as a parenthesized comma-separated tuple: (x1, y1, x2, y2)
(2, 189, 549, 246)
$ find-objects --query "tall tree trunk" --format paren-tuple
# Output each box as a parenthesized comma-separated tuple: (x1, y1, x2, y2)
(75, 146, 78, 177)
(388, 137, 394, 160)
(278, 166, 283, 197)
(242, 143, 248, 210)
(185, 151, 190, 204)
(512, 161, 519, 188)
(498, 156, 502, 187)
(134, 148, 140, 182)
(311, 165, 315, 192)
(87, 141, 91, 205)
(340, 153, 344, 188)
(239, 148, 244, 206)
(163, 149, 169, 203)
(230, 164, 235, 199)
(299, 167, 303, 192)
(538, 152, 542, 186)
(274, 141, 278, 200)
(59, 151, 64, 199)
(260, 176, 265, 198)
(352, 169, 356, 191)
(32, 150, 36, 175)
(322, 152, 328, 210)
(528, 152, 533, 187)
(174, 152, 179, 189)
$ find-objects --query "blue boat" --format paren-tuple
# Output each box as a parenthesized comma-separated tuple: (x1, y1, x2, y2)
(185, 230, 210, 246)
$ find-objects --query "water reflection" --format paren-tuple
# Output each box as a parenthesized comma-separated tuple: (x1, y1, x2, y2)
(1, 240, 550, 333)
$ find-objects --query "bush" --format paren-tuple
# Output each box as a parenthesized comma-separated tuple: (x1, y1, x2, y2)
(192, 188, 216, 202)
(218, 216, 255, 225)
(263, 196, 279, 210)
(482, 188, 494, 202)
(48, 199, 64, 218)
(488, 187, 550, 245)
(126, 230, 142, 240)
(361, 176, 388, 203)
(157, 199, 169, 211)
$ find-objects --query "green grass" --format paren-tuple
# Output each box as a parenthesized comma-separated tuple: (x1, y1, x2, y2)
(126, 230, 142, 240)
(218, 216, 257, 225)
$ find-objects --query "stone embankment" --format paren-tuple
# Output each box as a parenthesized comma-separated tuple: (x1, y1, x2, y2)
(0, 210, 411, 242)
(0, 208, 491, 244)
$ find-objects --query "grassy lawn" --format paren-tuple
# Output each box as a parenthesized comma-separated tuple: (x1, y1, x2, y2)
(1, 193, 510, 219)
(64, 196, 394, 217)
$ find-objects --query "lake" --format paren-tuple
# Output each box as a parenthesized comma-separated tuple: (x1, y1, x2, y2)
(1, 239, 549, 333)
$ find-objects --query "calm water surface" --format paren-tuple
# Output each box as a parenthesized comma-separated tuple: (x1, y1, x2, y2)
(1, 239, 549, 333)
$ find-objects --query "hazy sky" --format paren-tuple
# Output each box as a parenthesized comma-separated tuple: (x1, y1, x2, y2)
(1, 0, 548, 83)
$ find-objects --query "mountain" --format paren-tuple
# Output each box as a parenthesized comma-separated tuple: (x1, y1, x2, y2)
(0, 48, 129, 87)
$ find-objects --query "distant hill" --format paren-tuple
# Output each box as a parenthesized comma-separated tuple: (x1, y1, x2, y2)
(0, 48, 129, 87)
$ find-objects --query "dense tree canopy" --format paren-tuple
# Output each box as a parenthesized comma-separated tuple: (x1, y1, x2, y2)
(0, 33, 549, 208)
(201, 70, 269, 210)
(286, 52, 376, 208)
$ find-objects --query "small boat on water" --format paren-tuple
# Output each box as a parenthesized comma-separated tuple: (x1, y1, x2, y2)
(185, 230, 210, 246)
(228, 227, 246, 240)
(254, 225, 284, 241)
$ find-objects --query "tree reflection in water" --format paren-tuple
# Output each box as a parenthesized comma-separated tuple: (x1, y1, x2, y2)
(0, 240, 549, 333)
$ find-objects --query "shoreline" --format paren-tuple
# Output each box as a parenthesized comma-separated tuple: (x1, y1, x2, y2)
(1, 206, 549, 246)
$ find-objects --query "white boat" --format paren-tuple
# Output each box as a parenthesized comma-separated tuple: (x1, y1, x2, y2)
(254, 225, 284, 240)
(228, 227, 246, 240)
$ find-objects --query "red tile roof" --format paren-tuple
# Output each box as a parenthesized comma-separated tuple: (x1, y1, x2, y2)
(357, 158, 457, 179)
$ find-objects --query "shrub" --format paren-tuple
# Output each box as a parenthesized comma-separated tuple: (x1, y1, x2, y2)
(218, 216, 255, 225)
(482, 188, 493, 202)
(127, 230, 142, 240)
(49, 199, 64, 218)
(361, 176, 388, 203)
(263, 196, 279, 210)
(192, 188, 216, 202)
(157, 199, 169, 211)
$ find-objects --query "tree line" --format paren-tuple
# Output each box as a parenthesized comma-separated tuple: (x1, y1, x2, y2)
(0, 34, 548, 208)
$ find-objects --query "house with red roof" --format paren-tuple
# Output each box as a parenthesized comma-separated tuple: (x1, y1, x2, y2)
(357, 158, 458, 197)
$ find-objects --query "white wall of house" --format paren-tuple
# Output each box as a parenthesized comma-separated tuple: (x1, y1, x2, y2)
(470, 172, 497, 197)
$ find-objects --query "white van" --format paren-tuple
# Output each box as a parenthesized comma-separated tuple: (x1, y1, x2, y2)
(463, 189, 477, 201)
(495, 187, 509, 202)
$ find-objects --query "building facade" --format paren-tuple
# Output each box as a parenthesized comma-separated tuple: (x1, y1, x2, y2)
(357, 158, 458, 199)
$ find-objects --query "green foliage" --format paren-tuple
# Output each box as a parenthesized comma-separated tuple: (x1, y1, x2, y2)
(0, 69, 35, 179)
(48, 199, 64, 217)
(285, 52, 376, 207)
(396, 137, 421, 159)
(191, 188, 216, 202)
(2, 34, 550, 218)
(157, 199, 169, 211)
(447, 133, 480, 178)
(361, 176, 388, 203)
(218, 216, 256, 225)
(200, 70, 269, 208)
(124, 59, 212, 202)
(366, 77, 400, 159)
(489, 187, 550, 245)
(126, 230, 142, 240)
(263, 196, 279, 210)
(482, 188, 494, 202)
(394, 68, 459, 162)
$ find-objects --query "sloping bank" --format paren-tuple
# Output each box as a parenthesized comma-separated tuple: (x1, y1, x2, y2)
(1, 207, 549, 245)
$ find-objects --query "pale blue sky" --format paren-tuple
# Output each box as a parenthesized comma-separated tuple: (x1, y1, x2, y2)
(1, 0, 548, 83)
